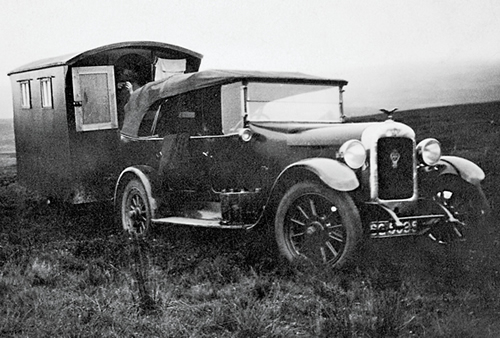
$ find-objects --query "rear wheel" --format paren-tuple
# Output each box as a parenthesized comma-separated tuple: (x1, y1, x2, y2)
(275, 181, 362, 269)
(121, 178, 152, 237)
(120, 178, 157, 312)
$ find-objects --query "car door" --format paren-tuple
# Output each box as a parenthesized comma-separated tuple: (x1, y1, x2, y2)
(204, 133, 269, 193)
(155, 86, 268, 194)
(155, 92, 211, 191)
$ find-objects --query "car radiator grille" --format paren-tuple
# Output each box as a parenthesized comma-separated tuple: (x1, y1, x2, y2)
(376, 137, 414, 200)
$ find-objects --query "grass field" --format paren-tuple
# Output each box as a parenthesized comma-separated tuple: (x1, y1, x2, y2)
(1, 102, 499, 337)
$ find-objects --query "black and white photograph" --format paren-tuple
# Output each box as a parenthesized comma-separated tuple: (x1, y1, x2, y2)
(0, 0, 499, 336)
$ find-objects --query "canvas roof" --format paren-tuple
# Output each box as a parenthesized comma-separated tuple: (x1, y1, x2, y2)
(121, 69, 348, 137)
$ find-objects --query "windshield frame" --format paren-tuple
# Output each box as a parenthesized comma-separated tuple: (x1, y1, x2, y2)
(243, 81, 345, 124)
(221, 80, 346, 135)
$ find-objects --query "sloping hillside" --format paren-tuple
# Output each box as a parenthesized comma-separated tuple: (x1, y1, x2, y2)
(0, 119, 15, 178)
(0, 119, 14, 154)
(343, 60, 500, 117)
(349, 101, 500, 154)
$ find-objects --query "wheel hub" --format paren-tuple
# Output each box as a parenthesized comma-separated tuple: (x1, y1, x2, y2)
(305, 220, 324, 235)
(129, 206, 142, 222)
(304, 219, 331, 246)
(127, 195, 146, 232)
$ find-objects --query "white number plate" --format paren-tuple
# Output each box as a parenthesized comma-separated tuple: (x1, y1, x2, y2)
(370, 220, 418, 238)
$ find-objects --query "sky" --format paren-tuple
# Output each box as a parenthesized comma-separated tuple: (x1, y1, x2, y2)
(1, 0, 500, 118)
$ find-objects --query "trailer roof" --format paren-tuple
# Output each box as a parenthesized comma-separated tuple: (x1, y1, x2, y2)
(8, 41, 203, 75)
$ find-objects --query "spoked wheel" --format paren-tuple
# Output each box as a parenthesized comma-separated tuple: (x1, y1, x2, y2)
(120, 178, 157, 313)
(275, 182, 362, 269)
(430, 175, 487, 244)
(121, 178, 152, 237)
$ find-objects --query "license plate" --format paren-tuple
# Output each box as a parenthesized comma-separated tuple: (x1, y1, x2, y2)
(370, 220, 418, 238)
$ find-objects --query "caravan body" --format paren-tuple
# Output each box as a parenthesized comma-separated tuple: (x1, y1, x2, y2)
(8, 41, 202, 203)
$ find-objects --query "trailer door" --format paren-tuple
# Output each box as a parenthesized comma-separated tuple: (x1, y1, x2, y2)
(72, 66, 118, 132)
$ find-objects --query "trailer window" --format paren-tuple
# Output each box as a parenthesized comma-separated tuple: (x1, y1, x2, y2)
(40, 77, 53, 108)
(154, 58, 187, 81)
(20, 80, 31, 109)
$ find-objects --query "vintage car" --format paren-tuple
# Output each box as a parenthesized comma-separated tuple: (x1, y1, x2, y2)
(8, 42, 489, 269)
(116, 69, 489, 268)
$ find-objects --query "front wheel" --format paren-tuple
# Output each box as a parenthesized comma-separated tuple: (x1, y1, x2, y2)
(430, 175, 489, 244)
(275, 182, 363, 269)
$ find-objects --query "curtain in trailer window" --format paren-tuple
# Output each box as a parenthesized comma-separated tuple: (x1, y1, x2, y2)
(154, 58, 187, 81)
(20, 80, 31, 109)
(40, 78, 53, 108)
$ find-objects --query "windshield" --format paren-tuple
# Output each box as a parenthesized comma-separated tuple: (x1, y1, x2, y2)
(246, 83, 342, 122)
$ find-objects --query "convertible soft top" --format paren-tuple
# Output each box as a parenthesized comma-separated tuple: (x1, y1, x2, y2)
(122, 69, 348, 136)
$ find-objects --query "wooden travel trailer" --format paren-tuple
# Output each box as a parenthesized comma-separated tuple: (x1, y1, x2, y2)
(8, 41, 202, 203)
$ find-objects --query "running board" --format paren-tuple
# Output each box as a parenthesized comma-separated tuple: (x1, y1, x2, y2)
(152, 217, 249, 229)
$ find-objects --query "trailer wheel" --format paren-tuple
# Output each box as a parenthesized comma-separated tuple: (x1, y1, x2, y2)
(121, 178, 152, 236)
(275, 181, 362, 269)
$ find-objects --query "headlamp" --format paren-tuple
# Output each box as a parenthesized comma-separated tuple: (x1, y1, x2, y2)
(338, 140, 366, 169)
(417, 138, 441, 165)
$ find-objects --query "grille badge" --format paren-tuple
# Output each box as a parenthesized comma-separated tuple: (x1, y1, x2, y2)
(390, 149, 401, 168)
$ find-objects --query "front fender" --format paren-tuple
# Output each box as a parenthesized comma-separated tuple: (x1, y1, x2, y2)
(114, 165, 158, 216)
(438, 156, 485, 186)
(278, 158, 359, 191)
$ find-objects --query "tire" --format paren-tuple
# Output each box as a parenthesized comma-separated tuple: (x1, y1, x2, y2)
(275, 181, 363, 269)
(430, 175, 488, 244)
(121, 178, 152, 237)
(120, 178, 158, 313)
